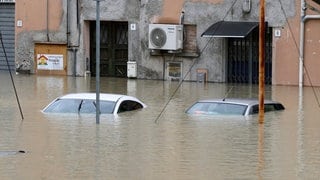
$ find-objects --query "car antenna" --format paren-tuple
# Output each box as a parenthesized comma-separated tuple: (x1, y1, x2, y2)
(222, 86, 234, 101)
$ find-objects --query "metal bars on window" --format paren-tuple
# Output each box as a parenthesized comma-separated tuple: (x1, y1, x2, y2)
(227, 27, 272, 84)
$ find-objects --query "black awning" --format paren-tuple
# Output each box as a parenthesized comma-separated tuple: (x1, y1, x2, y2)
(201, 21, 259, 38)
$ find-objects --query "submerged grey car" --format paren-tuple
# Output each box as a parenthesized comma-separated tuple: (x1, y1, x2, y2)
(186, 98, 285, 116)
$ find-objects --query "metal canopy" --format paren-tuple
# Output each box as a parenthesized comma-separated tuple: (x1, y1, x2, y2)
(201, 21, 259, 38)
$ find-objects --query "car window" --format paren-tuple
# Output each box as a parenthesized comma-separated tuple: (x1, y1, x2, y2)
(44, 99, 117, 114)
(79, 100, 96, 113)
(273, 103, 285, 110)
(118, 100, 143, 113)
(249, 103, 285, 115)
(186, 102, 210, 114)
(186, 102, 247, 115)
(214, 103, 247, 115)
(100, 101, 117, 114)
(80, 100, 116, 114)
(43, 99, 82, 113)
(250, 105, 259, 114)
(265, 104, 276, 112)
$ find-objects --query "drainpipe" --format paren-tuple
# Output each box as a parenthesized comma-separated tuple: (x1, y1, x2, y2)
(299, 0, 305, 87)
(67, 0, 80, 76)
(73, 48, 78, 76)
(46, 0, 50, 41)
(67, 0, 70, 47)
(299, 0, 320, 87)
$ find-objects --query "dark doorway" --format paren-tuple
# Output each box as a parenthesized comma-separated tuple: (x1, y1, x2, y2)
(90, 21, 128, 77)
(227, 27, 272, 84)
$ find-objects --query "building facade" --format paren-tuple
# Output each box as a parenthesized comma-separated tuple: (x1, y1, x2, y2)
(11, 0, 320, 86)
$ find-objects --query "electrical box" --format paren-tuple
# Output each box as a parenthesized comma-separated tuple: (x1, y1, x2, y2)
(196, 68, 208, 82)
(127, 61, 137, 78)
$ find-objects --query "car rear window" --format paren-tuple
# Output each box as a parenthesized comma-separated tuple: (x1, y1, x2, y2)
(186, 102, 247, 115)
(249, 103, 285, 115)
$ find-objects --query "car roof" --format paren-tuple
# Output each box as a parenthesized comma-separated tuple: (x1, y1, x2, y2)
(58, 93, 129, 102)
(197, 98, 281, 106)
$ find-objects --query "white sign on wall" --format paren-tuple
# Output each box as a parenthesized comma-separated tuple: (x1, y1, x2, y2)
(274, 29, 281, 37)
(37, 54, 64, 70)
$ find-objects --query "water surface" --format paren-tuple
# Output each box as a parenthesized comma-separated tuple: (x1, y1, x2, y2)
(1, 72, 320, 179)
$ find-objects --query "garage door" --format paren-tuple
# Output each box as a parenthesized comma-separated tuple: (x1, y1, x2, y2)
(0, 2, 15, 71)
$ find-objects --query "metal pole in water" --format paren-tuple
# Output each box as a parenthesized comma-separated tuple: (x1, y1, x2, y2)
(259, 0, 265, 124)
(95, 0, 104, 124)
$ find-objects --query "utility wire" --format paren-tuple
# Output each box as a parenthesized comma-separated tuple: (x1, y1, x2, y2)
(154, 0, 240, 123)
(277, 0, 320, 108)
(0, 31, 24, 120)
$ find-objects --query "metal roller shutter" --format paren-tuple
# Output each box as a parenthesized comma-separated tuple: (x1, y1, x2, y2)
(0, 2, 15, 71)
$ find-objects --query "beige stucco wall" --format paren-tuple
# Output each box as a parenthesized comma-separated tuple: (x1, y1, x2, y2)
(273, 0, 320, 86)
(15, 0, 62, 34)
(155, 0, 223, 23)
(304, 18, 320, 86)
(272, 18, 300, 86)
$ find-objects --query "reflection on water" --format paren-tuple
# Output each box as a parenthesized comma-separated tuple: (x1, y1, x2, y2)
(1, 71, 320, 179)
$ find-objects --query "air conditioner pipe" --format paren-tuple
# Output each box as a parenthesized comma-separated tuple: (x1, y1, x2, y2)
(46, 0, 50, 41)
(179, 11, 184, 25)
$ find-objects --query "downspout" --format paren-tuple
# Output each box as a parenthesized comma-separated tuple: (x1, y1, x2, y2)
(67, 0, 70, 47)
(299, 0, 305, 87)
(67, 0, 79, 76)
(299, 0, 320, 87)
(46, 0, 50, 41)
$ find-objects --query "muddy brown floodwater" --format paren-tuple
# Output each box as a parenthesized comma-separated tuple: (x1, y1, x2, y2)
(1, 71, 320, 179)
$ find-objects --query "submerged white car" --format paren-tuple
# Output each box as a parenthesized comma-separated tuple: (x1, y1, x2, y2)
(186, 98, 285, 116)
(42, 93, 146, 115)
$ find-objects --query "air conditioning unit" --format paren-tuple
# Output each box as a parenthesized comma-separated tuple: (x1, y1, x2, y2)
(148, 24, 183, 50)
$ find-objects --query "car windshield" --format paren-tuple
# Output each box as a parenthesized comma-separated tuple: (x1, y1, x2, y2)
(186, 102, 247, 115)
(43, 99, 116, 114)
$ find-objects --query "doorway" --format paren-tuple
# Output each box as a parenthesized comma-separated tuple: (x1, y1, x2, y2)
(227, 27, 272, 84)
(90, 21, 128, 77)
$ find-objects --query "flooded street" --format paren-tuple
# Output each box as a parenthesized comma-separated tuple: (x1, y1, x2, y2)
(1, 71, 320, 179)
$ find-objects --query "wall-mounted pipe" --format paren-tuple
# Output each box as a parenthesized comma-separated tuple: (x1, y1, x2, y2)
(304, 14, 320, 20)
(67, 0, 70, 46)
(46, 0, 50, 41)
(67, 0, 81, 76)
(73, 48, 78, 76)
(242, 0, 251, 13)
(299, 0, 306, 87)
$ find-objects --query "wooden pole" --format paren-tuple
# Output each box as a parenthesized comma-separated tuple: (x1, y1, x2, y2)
(259, 0, 265, 124)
